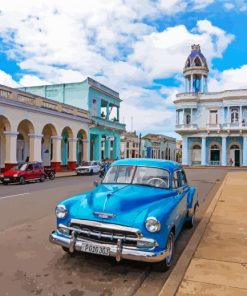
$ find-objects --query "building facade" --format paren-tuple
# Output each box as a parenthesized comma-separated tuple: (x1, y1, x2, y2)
(141, 134, 176, 160)
(175, 44, 247, 167)
(21, 77, 126, 162)
(0, 85, 90, 172)
(120, 131, 140, 158)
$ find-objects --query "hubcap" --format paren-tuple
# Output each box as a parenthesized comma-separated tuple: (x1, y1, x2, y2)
(166, 234, 173, 264)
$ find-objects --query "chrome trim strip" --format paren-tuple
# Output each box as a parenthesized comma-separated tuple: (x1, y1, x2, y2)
(70, 219, 142, 238)
(93, 212, 116, 218)
(49, 231, 166, 263)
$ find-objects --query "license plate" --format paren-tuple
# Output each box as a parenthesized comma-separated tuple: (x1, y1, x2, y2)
(81, 243, 110, 256)
(4, 178, 10, 181)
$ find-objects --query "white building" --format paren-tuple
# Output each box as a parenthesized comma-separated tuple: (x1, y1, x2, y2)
(120, 131, 140, 158)
(0, 84, 90, 172)
(175, 44, 247, 167)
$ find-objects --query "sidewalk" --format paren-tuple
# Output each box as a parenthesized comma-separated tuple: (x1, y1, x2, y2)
(55, 171, 77, 178)
(176, 172, 247, 295)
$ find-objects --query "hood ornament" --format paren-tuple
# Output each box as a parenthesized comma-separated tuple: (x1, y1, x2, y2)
(93, 212, 116, 219)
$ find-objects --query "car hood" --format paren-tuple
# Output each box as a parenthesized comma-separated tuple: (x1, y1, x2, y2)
(3, 170, 22, 176)
(67, 184, 176, 227)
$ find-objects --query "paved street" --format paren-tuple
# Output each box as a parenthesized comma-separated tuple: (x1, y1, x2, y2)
(0, 169, 227, 296)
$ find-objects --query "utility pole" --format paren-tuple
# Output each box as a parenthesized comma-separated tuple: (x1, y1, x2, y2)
(139, 133, 142, 158)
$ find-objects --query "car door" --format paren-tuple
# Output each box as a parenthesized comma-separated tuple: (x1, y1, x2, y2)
(25, 164, 34, 180)
(172, 170, 188, 234)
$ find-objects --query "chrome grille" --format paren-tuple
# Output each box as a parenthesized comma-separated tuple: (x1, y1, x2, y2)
(69, 220, 141, 247)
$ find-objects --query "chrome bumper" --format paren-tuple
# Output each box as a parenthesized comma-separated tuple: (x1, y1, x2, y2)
(49, 231, 169, 263)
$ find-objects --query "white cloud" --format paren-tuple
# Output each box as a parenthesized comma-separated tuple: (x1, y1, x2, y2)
(224, 3, 235, 10)
(0, 1, 234, 137)
(0, 70, 18, 87)
(209, 65, 247, 91)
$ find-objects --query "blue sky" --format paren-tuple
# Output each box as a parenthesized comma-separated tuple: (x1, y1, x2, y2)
(0, 0, 247, 138)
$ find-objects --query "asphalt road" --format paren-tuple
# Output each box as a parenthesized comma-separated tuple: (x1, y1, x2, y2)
(0, 169, 227, 296)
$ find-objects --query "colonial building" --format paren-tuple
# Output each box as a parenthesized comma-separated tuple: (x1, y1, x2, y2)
(175, 44, 247, 167)
(21, 77, 126, 162)
(0, 84, 90, 172)
(141, 134, 176, 160)
(120, 131, 140, 158)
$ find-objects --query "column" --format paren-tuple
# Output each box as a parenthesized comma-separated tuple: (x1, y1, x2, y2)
(222, 136, 227, 166)
(93, 134, 102, 161)
(240, 106, 242, 126)
(190, 108, 193, 125)
(106, 103, 110, 120)
(3, 131, 18, 170)
(201, 136, 206, 165)
(228, 106, 230, 127)
(182, 136, 188, 165)
(117, 107, 120, 122)
(243, 136, 247, 166)
(113, 134, 120, 160)
(183, 109, 185, 125)
(68, 138, 77, 170)
(105, 138, 111, 159)
(51, 136, 62, 171)
(29, 133, 43, 162)
(82, 138, 89, 161)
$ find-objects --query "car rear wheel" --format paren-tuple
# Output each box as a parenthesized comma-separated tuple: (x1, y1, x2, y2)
(154, 231, 174, 272)
(19, 176, 25, 185)
(39, 174, 45, 182)
(49, 172, 55, 180)
(187, 204, 198, 229)
(3, 181, 8, 185)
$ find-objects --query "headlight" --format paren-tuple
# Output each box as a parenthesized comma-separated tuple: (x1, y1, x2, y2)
(13, 174, 19, 177)
(55, 205, 68, 219)
(145, 217, 161, 233)
(0, 174, 3, 178)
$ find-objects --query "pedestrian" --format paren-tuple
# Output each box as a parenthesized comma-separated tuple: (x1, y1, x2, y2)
(229, 158, 233, 166)
(25, 156, 29, 162)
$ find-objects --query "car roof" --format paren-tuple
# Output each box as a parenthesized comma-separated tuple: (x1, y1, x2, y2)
(111, 158, 182, 172)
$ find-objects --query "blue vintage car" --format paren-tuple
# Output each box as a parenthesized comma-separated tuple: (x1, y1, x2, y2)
(49, 159, 198, 271)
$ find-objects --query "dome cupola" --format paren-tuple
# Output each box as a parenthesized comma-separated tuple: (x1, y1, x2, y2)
(183, 44, 209, 93)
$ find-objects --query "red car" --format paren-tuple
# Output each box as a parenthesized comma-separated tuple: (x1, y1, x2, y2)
(0, 162, 46, 185)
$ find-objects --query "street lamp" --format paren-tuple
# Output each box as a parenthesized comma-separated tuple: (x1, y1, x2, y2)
(139, 133, 142, 158)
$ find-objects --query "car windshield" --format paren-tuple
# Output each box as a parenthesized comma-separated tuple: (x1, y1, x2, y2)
(11, 163, 28, 171)
(81, 161, 91, 166)
(102, 165, 170, 189)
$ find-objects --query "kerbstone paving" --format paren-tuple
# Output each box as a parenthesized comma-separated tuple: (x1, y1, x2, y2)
(177, 172, 247, 295)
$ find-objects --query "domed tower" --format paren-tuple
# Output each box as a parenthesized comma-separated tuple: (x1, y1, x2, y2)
(184, 44, 209, 93)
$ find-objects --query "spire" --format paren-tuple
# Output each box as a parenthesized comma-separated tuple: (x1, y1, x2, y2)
(183, 44, 209, 93)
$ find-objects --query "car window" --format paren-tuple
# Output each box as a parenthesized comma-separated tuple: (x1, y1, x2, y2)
(133, 166, 169, 189)
(27, 164, 33, 170)
(116, 166, 135, 183)
(103, 166, 118, 183)
(180, 170, 187, 186)
(172, 171, 179, 188)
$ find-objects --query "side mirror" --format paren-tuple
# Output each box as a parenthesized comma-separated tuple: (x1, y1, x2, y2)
(93, 181, 99, 187)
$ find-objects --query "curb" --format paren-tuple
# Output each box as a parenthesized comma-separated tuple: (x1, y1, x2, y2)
(158, 173, 229, 296)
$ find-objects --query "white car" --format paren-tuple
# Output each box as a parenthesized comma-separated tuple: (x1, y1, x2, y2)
(76, 161, 101, 175)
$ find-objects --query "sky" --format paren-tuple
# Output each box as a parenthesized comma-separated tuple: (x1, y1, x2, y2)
(0, 0, 247, 138)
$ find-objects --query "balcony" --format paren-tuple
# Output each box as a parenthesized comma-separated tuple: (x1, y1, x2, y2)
(175, 123, 198, 133)
(222, 122, 247, 131)
(206, 123, 221, 132)
(91, 116, 126, 131)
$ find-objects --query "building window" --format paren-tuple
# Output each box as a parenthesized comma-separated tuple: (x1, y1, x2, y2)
(209, 110, 218, 124)
(231, 108, 239, 123)
(186, 114, 191, 125)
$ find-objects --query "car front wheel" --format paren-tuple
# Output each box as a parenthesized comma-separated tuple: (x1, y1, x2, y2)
(154, 231, 174, 272)
(40, 174, 45, 183)
(19, 176, 25, 185)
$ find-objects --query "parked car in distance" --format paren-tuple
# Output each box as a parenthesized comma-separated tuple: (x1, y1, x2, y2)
(0, 162, 46, 185)
(50, 159, 198, 271)
(76, 161, 100, 175)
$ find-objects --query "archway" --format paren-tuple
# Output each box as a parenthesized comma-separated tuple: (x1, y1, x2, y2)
(77, 129, 87, 164)
(0, 115, 11, 170)
(229, 144, 241, 167)
(192, 144, 201, 165)
(17, 119, 35, 163)
(61, 127, 73, 165)
(42, 124, 57, 166)
(210, 144, 221, 166)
